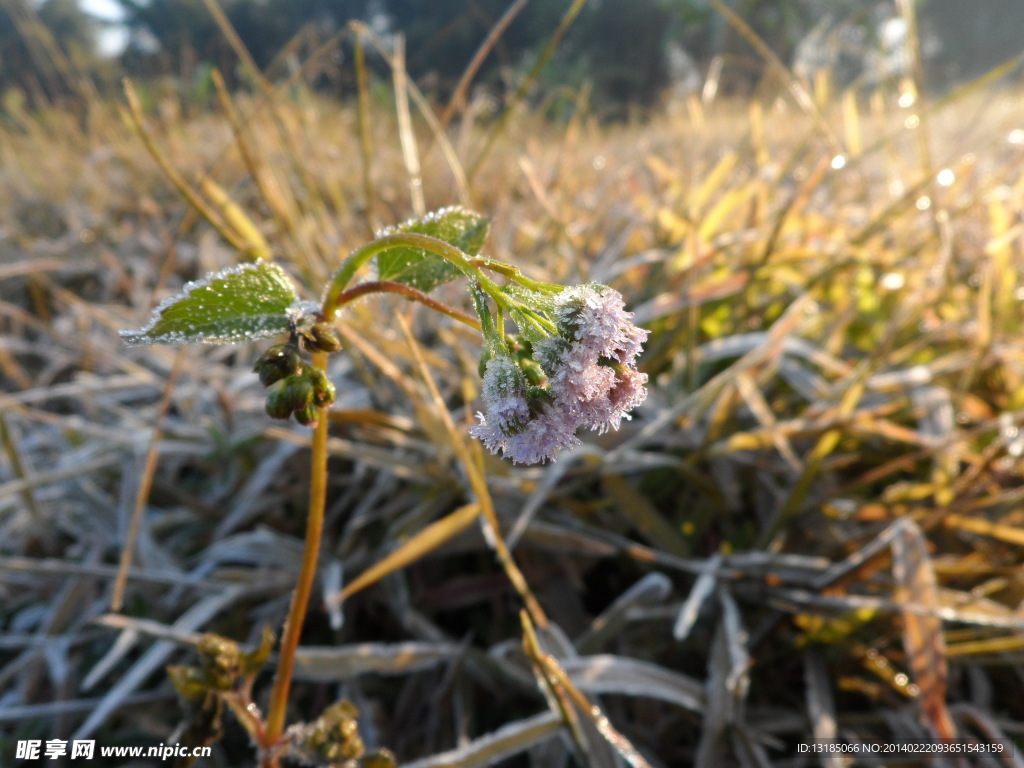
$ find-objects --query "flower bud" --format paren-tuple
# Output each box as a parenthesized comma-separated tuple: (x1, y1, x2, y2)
(265, 387, 293, 420)
(301, 322, 343, 353)
(294, 403, 320, 427)
(308, 367, 336, 407)
(282, 375, 315, 412)
(254, 343, 302, 387)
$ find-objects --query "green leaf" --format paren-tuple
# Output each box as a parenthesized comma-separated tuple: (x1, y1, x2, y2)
(376, 206, 489, 292)
(120, 261, 303, 346)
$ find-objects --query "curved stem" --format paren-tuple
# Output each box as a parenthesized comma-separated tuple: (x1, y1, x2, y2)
(332, 280, 481, 330)
(322, 232, 481, 318)
(262, 350, 330, 760)
(469, 257, 563, 294)
(321, 231, 559, 343)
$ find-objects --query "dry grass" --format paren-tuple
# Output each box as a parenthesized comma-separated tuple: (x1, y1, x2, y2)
(2, 47, 1024, 767)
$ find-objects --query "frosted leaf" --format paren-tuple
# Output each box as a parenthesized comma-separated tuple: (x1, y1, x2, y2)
(375, 205, 489, 292)
(120, 261, 302, 346)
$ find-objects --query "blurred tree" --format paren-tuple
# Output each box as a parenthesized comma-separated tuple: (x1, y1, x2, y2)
(0, 0, 99, 103)
(113, 0, 567, 98)
(117, 0, 236, 81)
(564, 0, 674, 114)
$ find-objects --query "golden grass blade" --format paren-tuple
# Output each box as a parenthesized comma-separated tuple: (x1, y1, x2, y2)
(704, 0, 841, 154)
(352, 25, 379, 236)
(440, 0, 533, 129)
(942, 513, 1024, 548)
(467, 0, 590, 182)
(891, 519, 956, 740)
(199, 177, 271, 261)
(521, 612, 649, 768)
(392, 33, 425, 217)
(944, 634, 1024, 659)
(121, 80, 245, 253)
(336, 502, 480, 602)
(395, 315, 549, 628)
(894, 0, 932, 175)
(211, 68, 297, 237)
(348, 21, 472, 206)
(200, 0, 270, 95)
(691, 151, 738, 215)
(0, 412, 41, 530)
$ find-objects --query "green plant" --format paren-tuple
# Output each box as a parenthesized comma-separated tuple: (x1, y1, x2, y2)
(120, 205, 649, 767)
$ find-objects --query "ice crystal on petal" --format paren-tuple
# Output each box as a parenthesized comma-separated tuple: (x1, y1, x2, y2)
(470, 284, 650, 464)
(576, 367, 649, 434)
(479, 357, 530, 428)
(469, 356, 531, 455)
(551, 284, 649, 364)
(504, 408, 581, 465)
(470, 356, 582, 464)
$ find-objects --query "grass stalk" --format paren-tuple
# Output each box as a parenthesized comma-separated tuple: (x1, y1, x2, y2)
(467, 0, 589, 182)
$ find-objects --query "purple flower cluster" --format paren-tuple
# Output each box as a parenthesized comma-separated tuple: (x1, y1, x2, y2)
(471, 285, 649, 464)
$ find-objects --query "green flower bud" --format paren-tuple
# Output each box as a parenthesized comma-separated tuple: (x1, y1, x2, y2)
(254, 343, 302, 387)
(308, 367, 336, 407)
(265, 387, 293, 420)
(282, 375, 315, 412)
(301, 322, 343, 353)
(294, 403, 320, 427)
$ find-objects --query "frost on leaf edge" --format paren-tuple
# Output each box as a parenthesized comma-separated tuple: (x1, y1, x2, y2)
(119, 261, 303, 347)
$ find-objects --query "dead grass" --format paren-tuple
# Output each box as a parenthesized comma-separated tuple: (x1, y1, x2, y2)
(2, 57, 1024, 767)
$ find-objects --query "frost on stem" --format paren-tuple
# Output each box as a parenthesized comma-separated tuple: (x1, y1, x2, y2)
(472, 285, 649, 464)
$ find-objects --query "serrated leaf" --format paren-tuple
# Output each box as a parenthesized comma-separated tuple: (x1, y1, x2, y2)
(120, 261, 301, 346)
(376, 206, 489, 292)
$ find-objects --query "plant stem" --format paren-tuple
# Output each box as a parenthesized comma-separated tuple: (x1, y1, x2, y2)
(322, 232, 480, 318)
(262, 350, 330, 760)
(333, 280, 481, 330)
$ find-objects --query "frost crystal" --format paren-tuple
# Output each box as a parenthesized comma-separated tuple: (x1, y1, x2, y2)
(542, 284, 649, 435)
(119, 261, 300, 347)
(374, 205, 468, 240)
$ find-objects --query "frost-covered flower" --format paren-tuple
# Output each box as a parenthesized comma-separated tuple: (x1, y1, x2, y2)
(470, 284, 649, 464)
(540, 284, 649, 434)
(469, 356, 531, 452)
(501, 406, 581, 465)
(537, 337, 617, 404)
(576, 365, 648, 434)
(552, 284, 649, 365)
(470, 356, 581, 465)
